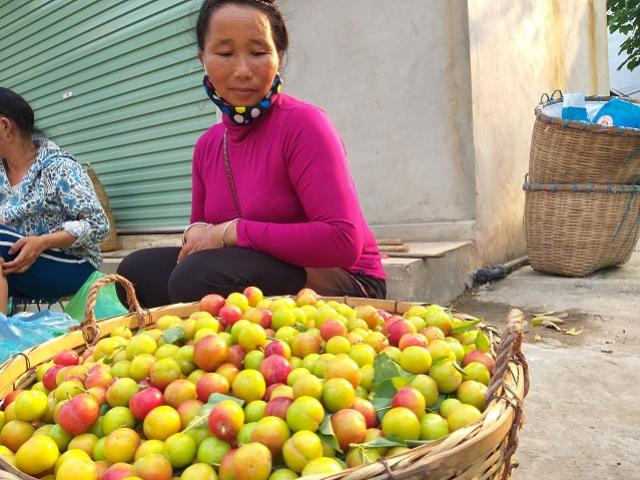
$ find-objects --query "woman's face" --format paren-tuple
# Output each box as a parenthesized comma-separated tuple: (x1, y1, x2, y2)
(199, 4, 281, 107)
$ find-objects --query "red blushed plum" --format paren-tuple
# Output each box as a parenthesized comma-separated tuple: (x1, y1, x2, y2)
(382, 315, 403, 336)
(295, 288, 320, 307)
(331, 409, 367, 451)
(421, 326, 446, 342)
(43, 365, 64, 390)
(129, 387, 164, 421)
(320, 319, 348, 341)
(391, 387, 426, 418)
(132, 452, 173, 480)
(199, 293, 226, 316)
(208, 400, 244, 443)
(194, 335, 229, 372)
(216, 363, 240, 385)
(177, 399, 203, 427)
(53, 350, 80, 366)
(324, 356, 361, 389)
(86, 386, 107, 406)
(232, 370, 266, 403)
(376, 309, 392, 322)
(1, 389, 24, 411)
(398, 333, 428, 350)
(0, 420, 34, 452)
(149, 358, 182, 391)
(264, 340, 291, 359)
(463, 350, 496, 374)
(264, 382, 286, 402)
(227, 345, 246, 370)
(243, 286, 264, 307)
(259, 355, 292, 386)
(218, 449, 238, 480)
(355, 304, 381, 330)
(232, 442, 272, 480)
(387, 319, 417, 346)
(219, 304, 243, 329)
(247, 307, 272, 329)
(84, 368, 112, 390)
(106, 377, 139, 407)
(163, 379, 196, 408)
(264, 396, 293, 420)
(57, 393, 100, 435)
(290, 333, 321, 358)
(103, 462, 133, 480)
(104, 428, 140, 464)
(250, 416, 291, 457)
(196, 373, 230, 402)
(423, 306, 453, 336)
(352, 397, 378, 428)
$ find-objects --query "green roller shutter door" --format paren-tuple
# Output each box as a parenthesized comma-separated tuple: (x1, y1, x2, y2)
(0, 0, 215, 232)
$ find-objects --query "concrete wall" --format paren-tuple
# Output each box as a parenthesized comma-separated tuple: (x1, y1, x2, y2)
(277, 0, 610, 265)
(278, 0, 477, 241)
(468, 0, 610, 265)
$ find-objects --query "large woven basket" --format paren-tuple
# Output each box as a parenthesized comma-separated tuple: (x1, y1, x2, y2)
(525, 93, 640, 276)
(85, 163, 118, 252)
(529, 94, 640, 184)
(524, 181, 640, 276)
(0, 276, 529, 480)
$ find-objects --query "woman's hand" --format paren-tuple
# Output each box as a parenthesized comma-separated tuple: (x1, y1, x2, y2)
(3, 236, 49, 274)
(177, 223, 223, 262)
(177, 220, 238, 263)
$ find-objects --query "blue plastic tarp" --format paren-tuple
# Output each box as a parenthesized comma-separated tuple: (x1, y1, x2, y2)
(0, 310, 77, 364)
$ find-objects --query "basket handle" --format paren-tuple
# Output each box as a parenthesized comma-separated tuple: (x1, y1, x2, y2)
(75, 274, 150, 346)
(484, 308, 530, 479)
(538, 89, 563, 107)
(485, 308, 528, 402)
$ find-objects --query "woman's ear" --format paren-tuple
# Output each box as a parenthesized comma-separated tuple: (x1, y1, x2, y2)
(197, 51, 204, 70)
(0, 117, 13, 141)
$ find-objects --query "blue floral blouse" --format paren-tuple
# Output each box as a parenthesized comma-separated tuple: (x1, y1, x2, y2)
(0, 138, 109, 269)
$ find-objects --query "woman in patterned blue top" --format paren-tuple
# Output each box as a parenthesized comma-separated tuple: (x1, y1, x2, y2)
(0, 88, 109, 313)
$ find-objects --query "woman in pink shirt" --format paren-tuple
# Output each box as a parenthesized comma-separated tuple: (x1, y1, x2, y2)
(117, 0, 386, 307)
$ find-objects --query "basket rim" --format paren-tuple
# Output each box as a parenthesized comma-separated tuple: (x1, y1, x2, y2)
(535, 95, 640, 137)
(0, 298, 527, 480)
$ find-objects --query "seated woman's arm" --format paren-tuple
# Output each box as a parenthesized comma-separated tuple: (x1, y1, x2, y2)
(3, 161, 109, 274)
(235, 109, 364, 269)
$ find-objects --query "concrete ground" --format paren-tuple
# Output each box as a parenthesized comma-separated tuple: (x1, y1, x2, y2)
(453, 250, 640, 479)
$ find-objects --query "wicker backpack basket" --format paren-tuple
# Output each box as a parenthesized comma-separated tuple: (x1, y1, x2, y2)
(85, 163, 118, 253)
(0, 276, 529, 480)
(524, 93, 640, 277)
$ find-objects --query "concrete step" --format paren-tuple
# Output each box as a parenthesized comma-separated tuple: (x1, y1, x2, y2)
(100, 241, 477, 304)
(382, 241, 477, 304)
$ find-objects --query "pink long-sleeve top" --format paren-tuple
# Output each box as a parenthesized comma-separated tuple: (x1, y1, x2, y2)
(191, 93, 386, 280)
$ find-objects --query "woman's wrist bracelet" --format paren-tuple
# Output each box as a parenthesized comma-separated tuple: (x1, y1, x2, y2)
(182, 221, 209, 246)
(220, 218, 240, 248)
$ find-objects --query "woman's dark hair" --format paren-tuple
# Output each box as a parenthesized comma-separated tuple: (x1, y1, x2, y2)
(196, 0, 289, 55)
(0, 87, 37, 138)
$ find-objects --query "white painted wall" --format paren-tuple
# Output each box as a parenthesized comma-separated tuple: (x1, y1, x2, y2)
(278, 0, 477, 240)
(278, 0, 610, 265)
(468, 0, 610, 264)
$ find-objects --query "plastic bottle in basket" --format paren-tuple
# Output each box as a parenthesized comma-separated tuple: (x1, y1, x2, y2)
(561, 93, 589, 121)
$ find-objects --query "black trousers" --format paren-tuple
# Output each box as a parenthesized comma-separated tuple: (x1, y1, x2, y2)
(116, 247, 386, 308)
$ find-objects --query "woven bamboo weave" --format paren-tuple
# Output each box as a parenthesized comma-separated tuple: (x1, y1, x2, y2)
(524, 185, 640, 276)
(530, 96, 640, 184)
(0, 276, 529, 480)
(85, 163, 118, 252)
